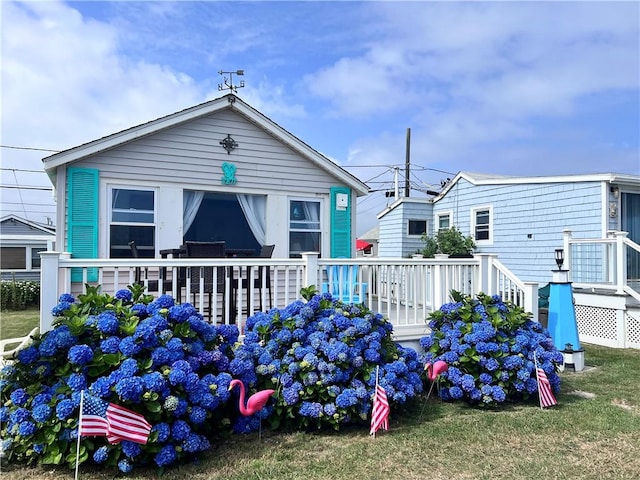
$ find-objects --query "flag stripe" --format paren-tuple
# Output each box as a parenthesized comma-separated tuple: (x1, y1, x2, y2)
(536, 367, 558, 407)
(80, 415, 109, 437)
(370, 385, 390, 435)
(108, 404, 153, 428)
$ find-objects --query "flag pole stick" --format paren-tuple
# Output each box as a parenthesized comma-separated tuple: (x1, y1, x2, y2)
(418, 380, 436, 421)
(533, 354, 543, 410)
(74, 390, 85, 480)
(372, 365, 379, 439)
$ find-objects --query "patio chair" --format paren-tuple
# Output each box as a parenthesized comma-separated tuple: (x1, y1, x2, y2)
(322, 264, 368, 304)
(184, 241, 226, 321)
(255, 244, 275, 310)
(129, 241, 163, 293)
(0, 327, 39, 367)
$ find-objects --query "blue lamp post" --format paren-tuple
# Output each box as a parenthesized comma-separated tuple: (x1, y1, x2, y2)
(547, 248, 584, 371)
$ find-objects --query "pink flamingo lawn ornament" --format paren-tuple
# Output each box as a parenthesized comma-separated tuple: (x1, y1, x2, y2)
(228, 379, 276, 439)
(425, 360, 449, 383)
(419, 360, 449, 420)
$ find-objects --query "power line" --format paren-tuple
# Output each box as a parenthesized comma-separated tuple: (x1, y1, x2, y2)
(0, 185, 53, 191)
(0, 168, 47, 173)
(10, 170, 28, 219)
(2, 201, 55, 207)
(0, 144, 60, 153)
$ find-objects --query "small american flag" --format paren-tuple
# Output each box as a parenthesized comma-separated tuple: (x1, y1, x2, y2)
(369, 384, 390, 435)
(535, 367, 558, 408)
(80, 392, 152, 444)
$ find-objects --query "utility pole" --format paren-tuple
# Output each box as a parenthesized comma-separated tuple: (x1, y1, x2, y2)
(405, 128, 411, 197)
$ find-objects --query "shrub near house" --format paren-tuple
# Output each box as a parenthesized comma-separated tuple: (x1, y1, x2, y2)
(0, 281, 40, 311)
(420, 291, 562, 407)
(0, 285, 240, 471)
(419, 227, 475, 258)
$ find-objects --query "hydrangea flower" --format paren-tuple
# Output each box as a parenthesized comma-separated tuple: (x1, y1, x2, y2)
(421, 291, 562, 407)
(68, 345, 94, 366)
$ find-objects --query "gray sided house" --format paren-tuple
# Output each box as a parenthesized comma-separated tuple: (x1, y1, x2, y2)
(0, 215, 56, 281)
(378, 172, 640, 285)
(42, 94, 369, 276)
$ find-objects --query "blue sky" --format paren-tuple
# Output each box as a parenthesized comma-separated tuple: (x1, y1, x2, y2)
(1, 0, 639, 234)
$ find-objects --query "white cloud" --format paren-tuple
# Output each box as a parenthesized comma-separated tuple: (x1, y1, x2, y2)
(1, 1, 206, 155)
(304, 2, 639, 122)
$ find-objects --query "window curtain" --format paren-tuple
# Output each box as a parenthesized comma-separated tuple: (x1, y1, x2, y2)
(237, 194, 266, 246)
(302, 201, 320, 226)
(183, 191, 205, 234)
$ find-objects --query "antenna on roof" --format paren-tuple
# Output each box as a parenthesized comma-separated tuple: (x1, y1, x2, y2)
(218, 69, 245, 93)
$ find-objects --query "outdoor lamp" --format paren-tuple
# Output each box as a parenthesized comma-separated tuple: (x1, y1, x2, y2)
(554, 249, 564, 270)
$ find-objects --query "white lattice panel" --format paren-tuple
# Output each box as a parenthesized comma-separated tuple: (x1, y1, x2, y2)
(576, 304, 619, 347)
(625, 310, 640, 349)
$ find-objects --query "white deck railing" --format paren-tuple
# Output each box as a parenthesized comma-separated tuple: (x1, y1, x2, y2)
(39, 252, 537, 342)
(564, 229, 640, 302)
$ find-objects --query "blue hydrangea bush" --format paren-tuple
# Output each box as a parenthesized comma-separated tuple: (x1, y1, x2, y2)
(0, 285, 239, 473)
(230, 287, 424, 431)
(420, 291, 562, 407)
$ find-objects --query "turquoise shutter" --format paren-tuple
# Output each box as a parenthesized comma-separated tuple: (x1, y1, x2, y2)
(330, 187, 352, 258)
(67, 167, 99, 282)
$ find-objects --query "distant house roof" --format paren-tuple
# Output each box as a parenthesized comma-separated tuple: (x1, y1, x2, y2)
(0, 214, 55, 236)
(42, 94, 370, 196)
(436, 171, 640, 200)
(359, 225, 379, 241)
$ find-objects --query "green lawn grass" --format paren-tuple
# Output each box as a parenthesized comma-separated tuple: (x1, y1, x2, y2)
(1, 311, 639, 479)
(0, 308, 39, 340)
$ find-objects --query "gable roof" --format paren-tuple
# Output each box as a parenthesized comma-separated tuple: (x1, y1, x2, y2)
(435, 171, 640, 200)
(42, 94, 370, 196)
(0, 214, 56, 235)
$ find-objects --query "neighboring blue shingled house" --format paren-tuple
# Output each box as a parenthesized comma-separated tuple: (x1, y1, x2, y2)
(377, 171, 640, 285)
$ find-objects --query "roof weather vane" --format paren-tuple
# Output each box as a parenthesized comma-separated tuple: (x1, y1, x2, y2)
(218, 69, 245, 93)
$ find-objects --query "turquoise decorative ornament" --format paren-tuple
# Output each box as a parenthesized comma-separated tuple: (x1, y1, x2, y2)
(221, 162, 237, 185)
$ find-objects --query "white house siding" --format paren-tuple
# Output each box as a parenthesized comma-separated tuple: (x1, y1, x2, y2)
(72, 110, 341, 193)
(433, 178, 604, 285)
(379, 199, 433, 258)
(63, 109, 352, 259)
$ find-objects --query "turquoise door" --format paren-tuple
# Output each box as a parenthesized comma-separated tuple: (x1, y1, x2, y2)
(621, 192, 640, 280)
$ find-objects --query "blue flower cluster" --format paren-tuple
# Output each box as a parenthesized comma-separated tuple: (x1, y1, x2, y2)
(0, 286, 237, 472)
(420, 292, 563, 407)
(232, 292, 423, 431)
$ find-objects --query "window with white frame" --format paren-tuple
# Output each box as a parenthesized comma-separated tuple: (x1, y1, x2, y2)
(109, 187, 156, 258)
(289, 199, 321, 258)
(31, 247, 46, 269)
(472, 206, 492, 243)
(436, 212, 452, 232)
(408, 219, 427, 236)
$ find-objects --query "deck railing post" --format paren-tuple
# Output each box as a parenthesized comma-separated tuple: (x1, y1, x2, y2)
(476, 253, 490, 294)
(563, 229, 572, 281)
(523, 281, 539, 322)
(433, 263, 444, 309)
(40, 251, 61, 334)
(301, 252, 320, 291)
(614, 231, 628, 295)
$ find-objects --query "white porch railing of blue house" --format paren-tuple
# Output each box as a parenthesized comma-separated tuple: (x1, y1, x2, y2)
(564, 229, 640, 302)
(562, 229, 640, 349)
(39, 252, 538, 346)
